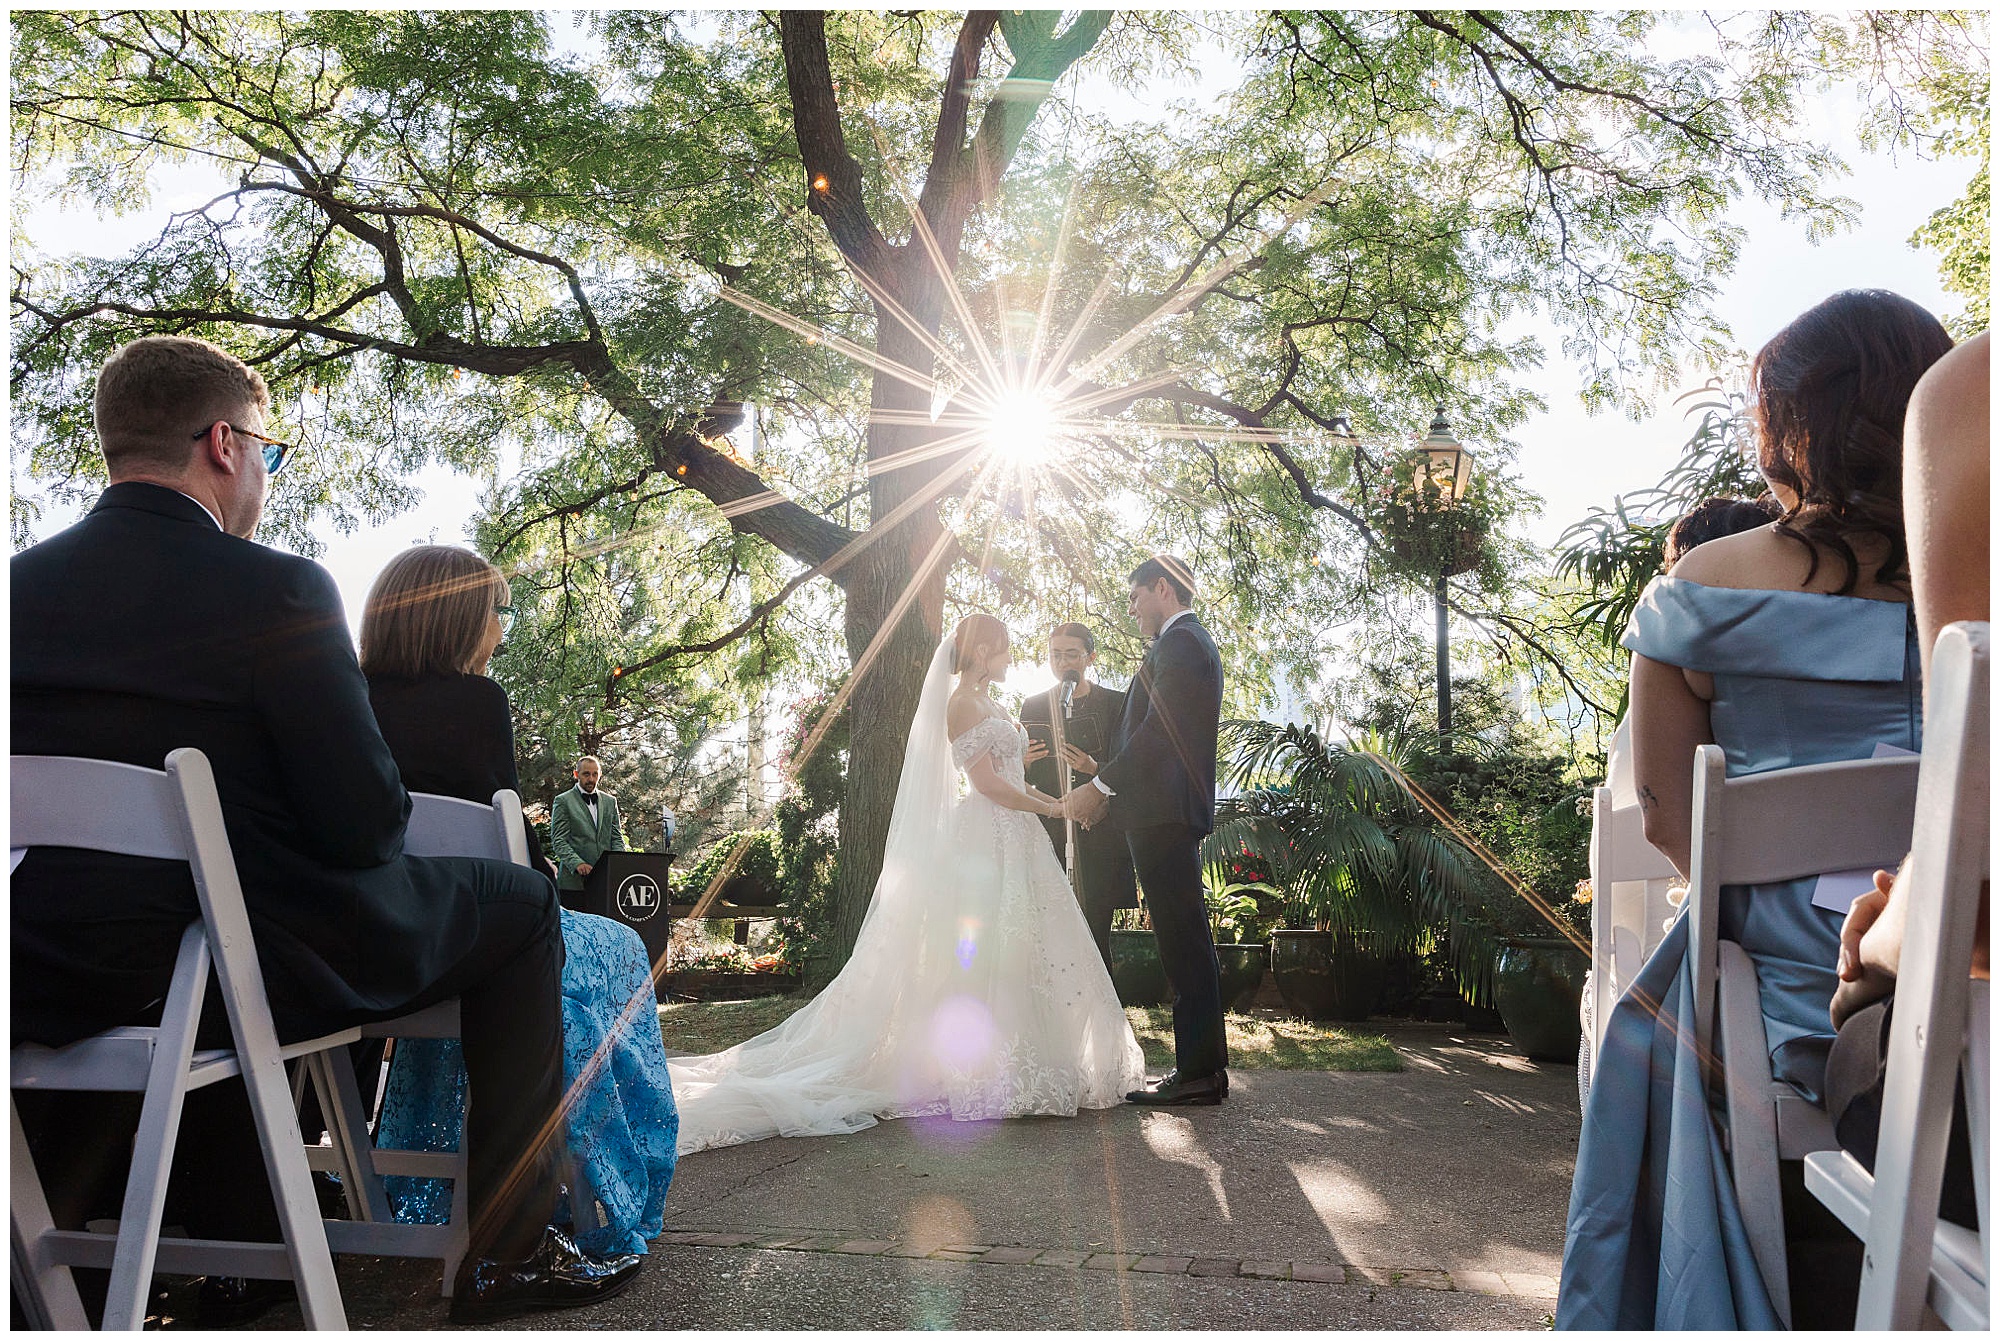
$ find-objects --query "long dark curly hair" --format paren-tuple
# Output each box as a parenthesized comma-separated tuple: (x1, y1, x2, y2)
(1751, 289, 1953, 593)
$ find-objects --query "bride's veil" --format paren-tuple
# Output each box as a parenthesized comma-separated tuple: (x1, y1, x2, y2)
(664, 635, 963, 1148)
(851, 635, 958, 947)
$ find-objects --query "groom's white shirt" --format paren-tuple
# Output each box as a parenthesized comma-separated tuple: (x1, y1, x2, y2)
(1092, 606, 1196, 796)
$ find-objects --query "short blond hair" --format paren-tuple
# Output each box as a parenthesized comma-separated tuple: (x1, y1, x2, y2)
(94, 335, 270, 473)
(575, 755, 603, 770)
(359, 546, 508, 679)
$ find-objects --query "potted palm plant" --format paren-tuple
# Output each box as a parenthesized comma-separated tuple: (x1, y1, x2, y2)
(1206, 722, 1495, 1023)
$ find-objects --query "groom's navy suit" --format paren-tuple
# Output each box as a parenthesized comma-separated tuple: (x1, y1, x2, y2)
(1096, 611, 1227, 1079)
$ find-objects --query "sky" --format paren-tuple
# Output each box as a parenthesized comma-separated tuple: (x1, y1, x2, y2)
(13, 12, 1975, 716)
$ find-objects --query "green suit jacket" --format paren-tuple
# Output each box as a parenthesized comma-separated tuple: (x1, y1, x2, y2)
(550, 785, 626, 891)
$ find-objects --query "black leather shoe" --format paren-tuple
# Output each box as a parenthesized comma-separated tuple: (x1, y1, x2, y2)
(449, 1224, 643, 1322)
(1127, 1070, 1228, 1105)
(195, 1275, 296, 1327)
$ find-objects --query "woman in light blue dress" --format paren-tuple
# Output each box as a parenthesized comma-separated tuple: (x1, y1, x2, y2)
(359, 546, 679, 1257)
(1558, 290, 1953, 1329)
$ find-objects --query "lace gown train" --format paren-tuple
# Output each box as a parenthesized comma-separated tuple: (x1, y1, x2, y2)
(667, 714, 1145, 1155)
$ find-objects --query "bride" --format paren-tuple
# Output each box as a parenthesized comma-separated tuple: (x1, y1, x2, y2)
(667, 613, 1145, 1154)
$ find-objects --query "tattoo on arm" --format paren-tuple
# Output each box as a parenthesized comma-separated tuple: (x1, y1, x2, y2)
(1638, 785, 1659, 813)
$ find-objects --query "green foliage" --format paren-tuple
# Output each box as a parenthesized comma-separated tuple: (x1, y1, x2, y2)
(678, 828, 785, 902)
(1205, 720, 1498, 995)
(1203, 881, 1286, 948)
(1553, 381, 1767, 654)
(769, 682, 849, 977)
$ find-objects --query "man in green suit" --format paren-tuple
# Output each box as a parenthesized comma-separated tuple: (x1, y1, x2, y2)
(550, 755, 627, 895)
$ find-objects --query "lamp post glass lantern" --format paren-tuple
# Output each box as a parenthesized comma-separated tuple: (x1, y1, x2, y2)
(1415, 407, 1471, 739)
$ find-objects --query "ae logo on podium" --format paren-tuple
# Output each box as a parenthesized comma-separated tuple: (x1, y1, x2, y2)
(616, 872, 663, 922)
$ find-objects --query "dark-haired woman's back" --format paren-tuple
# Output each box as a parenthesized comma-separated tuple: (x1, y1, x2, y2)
(1559, 291, 1948, 1331)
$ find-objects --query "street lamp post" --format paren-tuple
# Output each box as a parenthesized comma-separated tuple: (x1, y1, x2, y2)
(1415, 407, 1472, 740)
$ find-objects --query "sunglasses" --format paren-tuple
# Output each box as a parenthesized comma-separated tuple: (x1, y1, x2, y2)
(192, 422, 295, 476)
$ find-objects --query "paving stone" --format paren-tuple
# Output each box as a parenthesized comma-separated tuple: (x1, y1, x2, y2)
(1130, 1255, 1193, 1274)
(1399, 1269, 1455, 1291)
(1500, 1271, 1560, 1299)
(682, 1232, 756, 1247)
(748, 1232, 819, 1249)
(1186, 1258, 1241, 1277)
(792, 1235, 855, 1251)
(1083, 1252, 1141, 1271)
(940, 1244, 992, 1256)
(976, 1246, 1042, 1265)
(1452, 1269, 1510, 1296)
(1344, 1265, 1403, 1287)
(829, 1239, 898, 1255)
(653, 1230, 714, 1245)
(1289, 1261, 1348, 1285)
(929, 1249, 985, 1262)
(1031, 1249, 1091, 1268)
(1239, 1260, 1291, 1280)
(881, 1243, 941, 1258)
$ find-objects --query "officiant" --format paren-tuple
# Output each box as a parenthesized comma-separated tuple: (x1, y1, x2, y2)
(1021, 622, 1138, 969)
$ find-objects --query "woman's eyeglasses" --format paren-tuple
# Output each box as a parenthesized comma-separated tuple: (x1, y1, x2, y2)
(191, 422, 295, 476)
(494, 604, 516, 633)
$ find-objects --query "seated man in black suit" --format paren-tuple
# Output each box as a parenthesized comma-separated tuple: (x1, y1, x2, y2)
(11, 336, 640, 1322)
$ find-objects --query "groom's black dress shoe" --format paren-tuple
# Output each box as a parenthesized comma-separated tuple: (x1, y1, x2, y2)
(449, 1224, 643, 1322)
(1127, 1069, 1228, 1105)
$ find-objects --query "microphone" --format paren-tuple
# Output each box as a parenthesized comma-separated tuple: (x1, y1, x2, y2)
(1060, 668, 1080, 718)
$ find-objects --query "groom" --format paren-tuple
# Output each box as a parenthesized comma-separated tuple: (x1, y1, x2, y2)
(1064, 555, 1229, 1105)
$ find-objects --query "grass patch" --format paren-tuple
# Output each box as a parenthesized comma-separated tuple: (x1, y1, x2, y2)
(659, 994, 1401, 1072)
(658, 993, 809, 1054)
(1124, 1006, 1403, 1072)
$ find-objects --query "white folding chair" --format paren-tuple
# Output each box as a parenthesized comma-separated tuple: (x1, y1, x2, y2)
(297, 789, 567, 1296)
(1804, 621, 1989, 1329)
(10, 749, 352, 1329)
(1586, 783, 1681, 1057)
(1686, 742, 1922, 1325)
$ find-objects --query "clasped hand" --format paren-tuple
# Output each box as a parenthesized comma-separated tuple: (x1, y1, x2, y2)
(1058, 784, 1110, 829)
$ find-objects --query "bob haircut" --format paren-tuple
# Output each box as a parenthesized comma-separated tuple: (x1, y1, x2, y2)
(1751, 289, 1953, 593)
(360, 545, 509, 679)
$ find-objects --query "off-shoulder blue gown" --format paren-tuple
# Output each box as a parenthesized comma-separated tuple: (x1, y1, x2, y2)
(1557, 577, 1921, 1329)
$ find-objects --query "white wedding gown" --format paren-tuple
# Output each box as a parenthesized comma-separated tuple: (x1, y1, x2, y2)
(667, 640, 1144, 1155)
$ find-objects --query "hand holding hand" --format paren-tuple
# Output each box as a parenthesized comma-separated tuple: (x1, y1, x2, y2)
(1830, 867, 1898, 1029)
(1058, 743, 1098, 776)
(1063, 785, 1110, 829)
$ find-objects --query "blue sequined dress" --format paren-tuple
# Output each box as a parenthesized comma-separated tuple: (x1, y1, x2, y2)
(375, 907, 679, 1256)
(1557, 577, 1921, 1329)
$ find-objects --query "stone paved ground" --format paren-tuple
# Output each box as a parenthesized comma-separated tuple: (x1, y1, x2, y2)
(165, 1022, 1580, 1330)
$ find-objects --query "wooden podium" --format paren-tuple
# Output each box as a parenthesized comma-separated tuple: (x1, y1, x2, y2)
(569, 851, 677, 998)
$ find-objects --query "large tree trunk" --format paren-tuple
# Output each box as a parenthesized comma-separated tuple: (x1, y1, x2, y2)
(825, 272, 952, 974)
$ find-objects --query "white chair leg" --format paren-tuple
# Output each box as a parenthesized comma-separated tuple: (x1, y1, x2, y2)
(101, 927, 210, 1331)
(308, 1049, 395, 1224)
(239, 1038, 347, 1329)
(1717, 940, 1791, 1326)
(10, 1097, 90, 1330)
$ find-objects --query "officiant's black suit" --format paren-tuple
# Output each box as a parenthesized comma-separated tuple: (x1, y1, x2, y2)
(1096, 613, 1227, 1080)
(11, 482, 564, 1262)
(1020, 682, 1138, 969)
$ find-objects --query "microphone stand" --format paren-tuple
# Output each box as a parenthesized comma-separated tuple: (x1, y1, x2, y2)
(1050, 680, 1081, 898)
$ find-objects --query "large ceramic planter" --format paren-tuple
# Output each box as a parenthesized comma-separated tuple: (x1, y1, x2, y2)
(1269, 930, 1386, 1022)
(1492, 936, 1587, 1061)
(1110, 929, 1171, 1007)
(1214, 944, 1268, 1011)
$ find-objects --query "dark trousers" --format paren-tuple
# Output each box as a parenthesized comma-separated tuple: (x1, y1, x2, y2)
(1126, 823, 1226, 1078)
(15, 857, 566, 1268)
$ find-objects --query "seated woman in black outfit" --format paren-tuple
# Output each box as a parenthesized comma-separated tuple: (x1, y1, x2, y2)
(359, 545, 679, 1255)
(360, 546, 553, 881)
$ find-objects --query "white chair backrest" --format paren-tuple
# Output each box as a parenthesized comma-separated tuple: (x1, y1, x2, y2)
(11, 754, 190, 859)
(402, 789, 529, 866)
(1856, 621, 1989, 1328)
(1588, 786, 1683, 1049)
(1687, 747, 1921, 1057)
